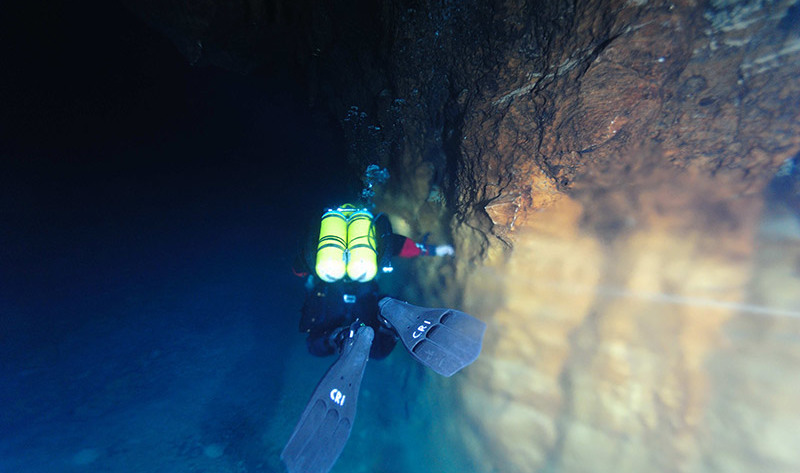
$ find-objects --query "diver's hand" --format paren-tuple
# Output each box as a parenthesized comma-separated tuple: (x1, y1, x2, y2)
(434, 244, 454, 256)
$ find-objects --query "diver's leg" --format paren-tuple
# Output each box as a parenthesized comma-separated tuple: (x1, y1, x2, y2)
(368, 325, 398, 360)
(306, 326, 348, 357)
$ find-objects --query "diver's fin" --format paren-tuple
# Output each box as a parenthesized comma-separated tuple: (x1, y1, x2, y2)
(378, 297, 486, 377)
(281, 325, 374, 473)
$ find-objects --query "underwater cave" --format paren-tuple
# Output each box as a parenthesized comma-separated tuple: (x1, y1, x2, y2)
(2, 1, 800, 472)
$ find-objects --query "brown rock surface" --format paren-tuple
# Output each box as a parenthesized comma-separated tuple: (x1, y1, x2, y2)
(458, 162, 800, 472)
(446, 2, 800, 470)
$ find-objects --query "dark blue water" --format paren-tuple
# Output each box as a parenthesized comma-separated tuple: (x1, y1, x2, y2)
(1, 2, 360, 471)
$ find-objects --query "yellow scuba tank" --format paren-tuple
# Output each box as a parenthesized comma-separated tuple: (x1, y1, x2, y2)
(315, 209, 348, 282)
(346, 209, 378, 282)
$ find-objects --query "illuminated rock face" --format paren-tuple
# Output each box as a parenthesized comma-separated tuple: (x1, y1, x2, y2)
(428, 2, 800, 472)
(128, 1, 800, 472)
(440, 4, 800, 468)
(458, 166, 800, 473)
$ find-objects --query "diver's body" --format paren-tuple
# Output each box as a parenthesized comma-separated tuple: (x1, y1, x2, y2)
(281, 204, 482, 473)
(293, 212, 451, 359)
(300, 279, 391, 358)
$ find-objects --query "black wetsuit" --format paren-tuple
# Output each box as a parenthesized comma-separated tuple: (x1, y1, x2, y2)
(295, 213, 408, 359)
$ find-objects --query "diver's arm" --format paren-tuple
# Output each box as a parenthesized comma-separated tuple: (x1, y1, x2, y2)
(396, 236, 454, 258)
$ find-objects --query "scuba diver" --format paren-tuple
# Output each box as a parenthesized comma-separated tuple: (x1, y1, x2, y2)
(291, 206, 455, 360)
(281, 204, 486, 473)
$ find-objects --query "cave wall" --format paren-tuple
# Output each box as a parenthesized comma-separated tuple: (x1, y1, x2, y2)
(125, 1, 800, 472)
(445, 2, 800, 472)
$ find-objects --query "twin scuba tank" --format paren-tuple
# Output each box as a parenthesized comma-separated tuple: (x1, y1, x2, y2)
(315, 205, 378, 283)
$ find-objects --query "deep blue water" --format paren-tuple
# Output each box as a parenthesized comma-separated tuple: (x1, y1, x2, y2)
(1, 2, 361, 471)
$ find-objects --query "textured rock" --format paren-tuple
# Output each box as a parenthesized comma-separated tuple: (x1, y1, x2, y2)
(445, 2, 800, 471)
(458, 163, 800, 473)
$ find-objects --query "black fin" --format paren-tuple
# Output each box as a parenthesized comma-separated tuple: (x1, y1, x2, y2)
(281, 325, 374, 473)
(379, 297, 486, 377)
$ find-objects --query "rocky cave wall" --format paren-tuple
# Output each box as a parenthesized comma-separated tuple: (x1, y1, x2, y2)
(126, 1, 800, 472)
